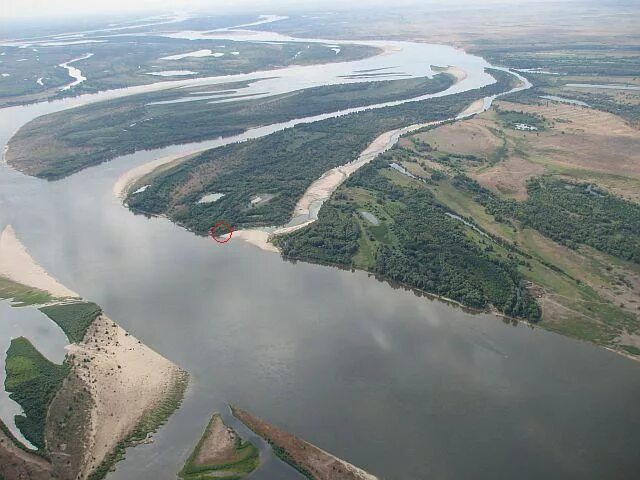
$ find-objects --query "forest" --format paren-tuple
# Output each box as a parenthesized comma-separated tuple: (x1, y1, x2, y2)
(8, 73, 453, 179)
(127, 69, 518, 233)
(278, 153, 541, 321)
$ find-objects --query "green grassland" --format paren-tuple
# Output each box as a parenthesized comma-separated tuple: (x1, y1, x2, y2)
(8, 73, 454, 180)
(479, 44, 640, 124)
(127, 69, 518, 233)
(39, 302, 102, 343)
(4, 337, 69, 451)
(179, 413, 258, 480)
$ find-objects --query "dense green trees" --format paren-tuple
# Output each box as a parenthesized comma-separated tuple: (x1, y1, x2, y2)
(129, 69, 518, 232)
(454, 175, 640, 263)
(278, 154, 541, 321)
(4, 338, 69, 450)
(39, 302, 102, 343)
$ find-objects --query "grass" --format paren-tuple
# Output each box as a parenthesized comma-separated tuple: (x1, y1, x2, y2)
(0, 276, 54, 307)
(39, 302, 102, 343)
(87, 370, 189, 480)
(4, 337, 69, 451)
(179, 413, 259, 480)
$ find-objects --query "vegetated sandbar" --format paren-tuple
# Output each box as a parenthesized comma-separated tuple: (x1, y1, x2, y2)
(232, 406, 377, 480)
(112, 66, 465, 202)
(179, 412, 259, 479)
(0, 224, 188, 480)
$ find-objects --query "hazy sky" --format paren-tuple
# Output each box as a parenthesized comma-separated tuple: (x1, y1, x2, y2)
(1, 0, 542, 20)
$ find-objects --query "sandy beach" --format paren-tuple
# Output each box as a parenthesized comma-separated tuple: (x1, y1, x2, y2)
(0, 225, 78, 298)
(68, 315, 185, 478)
(113, 150, 203, 200)
(458, 98, 485, 118)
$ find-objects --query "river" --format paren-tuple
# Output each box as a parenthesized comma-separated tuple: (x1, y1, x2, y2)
(0, 17, 639, 480)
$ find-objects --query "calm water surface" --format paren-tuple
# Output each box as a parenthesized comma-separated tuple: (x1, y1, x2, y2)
(0, 30, 639, 480)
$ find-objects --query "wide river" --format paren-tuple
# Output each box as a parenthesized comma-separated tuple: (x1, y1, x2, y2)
(1, 19, 640, 480)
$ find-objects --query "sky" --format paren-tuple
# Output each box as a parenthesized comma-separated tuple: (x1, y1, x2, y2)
(0, 0, 561, 21)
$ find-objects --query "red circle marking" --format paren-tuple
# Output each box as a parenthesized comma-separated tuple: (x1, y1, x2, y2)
(209, 221, 234, 244)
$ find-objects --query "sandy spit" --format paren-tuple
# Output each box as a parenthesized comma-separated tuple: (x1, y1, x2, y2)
(458, 98, 485, 118)
(233, 406, 377, 480)
(0, 225, 78, 298)
(68, 314, 185, 478)
(113, 150, 203, 200)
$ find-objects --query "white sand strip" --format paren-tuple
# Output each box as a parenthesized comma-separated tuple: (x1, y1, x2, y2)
(0, 225, 78, 298)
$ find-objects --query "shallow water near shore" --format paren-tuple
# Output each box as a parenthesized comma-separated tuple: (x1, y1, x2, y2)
(0, 26, 640, 480)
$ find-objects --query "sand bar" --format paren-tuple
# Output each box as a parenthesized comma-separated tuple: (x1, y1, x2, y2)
(233, 406, 377, 480)
(0, 225, 78, 298)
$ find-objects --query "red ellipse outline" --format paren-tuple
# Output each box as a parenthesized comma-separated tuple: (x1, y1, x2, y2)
(209, 221, 234, 244)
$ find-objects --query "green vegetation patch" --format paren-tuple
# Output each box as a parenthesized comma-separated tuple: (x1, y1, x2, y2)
(455, 175, 640, 263)
(0, 276, 54, 307)
(180, 414, 259, 480)
(9, 73, 453, 179)
(39, 302, 102, 343)
(279, 151, 541, 321)
(276, 204, 361, 264)
(495, 106, 547, 130)
(4, 337, 69, 451)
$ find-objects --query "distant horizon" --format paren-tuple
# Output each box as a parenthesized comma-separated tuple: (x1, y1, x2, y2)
(0, 0, 595, 22)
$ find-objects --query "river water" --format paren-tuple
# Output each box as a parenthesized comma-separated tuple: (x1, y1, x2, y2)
(0, 19, 639, 480)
